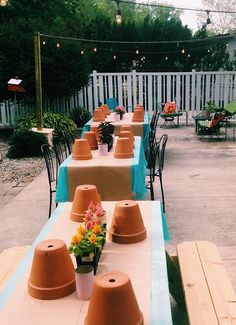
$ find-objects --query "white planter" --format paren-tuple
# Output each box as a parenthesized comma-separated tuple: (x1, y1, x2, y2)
(98, 143, 108, 156)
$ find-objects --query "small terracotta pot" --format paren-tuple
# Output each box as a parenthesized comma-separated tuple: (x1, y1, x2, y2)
(93, 109, 105, 122)
(72, 139, 93, 160)
(90, 126, 100, 141)
(70, 184, 101, 222)
(108, 200, 146, 244)
(101, 104, 111, 115)
(135, 104, 145, 113)
(85, 271, 143, 325)
(120, 125, 134, 135)
(114, 137, 133, 159)
(83, 131, 98, 150)
(99, 105, 108, 118)
(28, 239, 76, 300)
(119, 131, 134, 149)
(132, 109, 144, 122)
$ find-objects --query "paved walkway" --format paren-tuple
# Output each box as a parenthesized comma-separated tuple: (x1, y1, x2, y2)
(1, 121, 236, 324)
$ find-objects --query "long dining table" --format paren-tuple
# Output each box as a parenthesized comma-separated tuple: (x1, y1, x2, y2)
(0, 200, 172, 324)
(82, 112, 151, 150)
(56, 136, 147, 203)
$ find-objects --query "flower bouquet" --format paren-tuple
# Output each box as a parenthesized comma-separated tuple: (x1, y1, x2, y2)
(115, 105, 125, 120)
(68, 202, 106, 274)
(163, 101, 177, 114)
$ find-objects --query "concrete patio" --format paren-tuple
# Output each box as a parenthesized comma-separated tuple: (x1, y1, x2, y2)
(1, 121, 236, 323)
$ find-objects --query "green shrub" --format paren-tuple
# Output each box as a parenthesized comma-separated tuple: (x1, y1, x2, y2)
(17, 112, 77, 136)
(7, 130, 48, 158)
(70, 107, 92, 128)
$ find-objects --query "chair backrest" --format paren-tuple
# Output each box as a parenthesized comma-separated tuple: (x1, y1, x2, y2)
(158, 134, 168, 172)
(52, 136, 68, 164)
(61, 131, 76, 155)
(105, 98, 118, 110)
(147, 141, 159, 182)
(150, 111, 157, 130)
(41, 144, 58, 187)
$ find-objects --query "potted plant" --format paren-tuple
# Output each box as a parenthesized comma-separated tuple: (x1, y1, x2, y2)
(115, 105, 126, 120)
(68, 202, 106, 274)
(97, 121, 115, 153)
(203, 101, 221, 116)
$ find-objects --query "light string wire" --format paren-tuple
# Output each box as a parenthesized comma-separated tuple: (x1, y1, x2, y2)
(116, 0, 236, 14)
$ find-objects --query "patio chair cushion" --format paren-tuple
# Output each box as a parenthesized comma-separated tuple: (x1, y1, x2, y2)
(209, 112, 225, 128)
(225, 101, 236, 116)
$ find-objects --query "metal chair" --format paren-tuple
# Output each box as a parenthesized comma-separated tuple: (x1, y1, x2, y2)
(41, 144, 59, 219)
(61, 131, 76, 155)
(146, 134, 168, 212)
(52, 136, 68, 163)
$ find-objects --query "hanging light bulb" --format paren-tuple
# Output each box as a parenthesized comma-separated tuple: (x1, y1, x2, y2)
(187, 54, 191, 58)
(165, 56, 168, 60)
(56, 43, 60, 48)
(207, 49, 210, 53)
(115, 1, 122, 24)
(181, 48, 185, 54)
(113, 55, 117, 59)
(42, 40, 46, 45)
(0, 0, 8, 6)
(94, 47, 97, 52)
(206, 10, 212, 31)
(81, 50, 84, 55)
(136, 49, 139, 54)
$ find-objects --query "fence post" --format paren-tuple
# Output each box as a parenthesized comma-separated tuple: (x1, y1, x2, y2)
(132, 70, 137, 108)
(191, 69, 196, 112)
(92, 70, 99, 108)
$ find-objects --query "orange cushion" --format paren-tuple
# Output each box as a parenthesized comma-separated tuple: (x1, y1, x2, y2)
(163, 102, 176, 114)
(209, 112, 225, 128)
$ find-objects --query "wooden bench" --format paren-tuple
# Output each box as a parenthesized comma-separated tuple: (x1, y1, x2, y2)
(166, 241, 236, 325)
(0, 246, 30, 292)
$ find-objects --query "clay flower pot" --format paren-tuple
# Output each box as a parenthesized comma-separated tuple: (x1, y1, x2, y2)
(28, 239, 76, 300)
(72, 139, 93, 160)
(135, 104, 145, 113)
(132, 109, 144, 122)
(120, 125, 133, 135)
(90, 126, 99, 141)
(108, 200, 146, 244)
(85, 271, 143, 325)
(93, 109, 105, 122)
(101, 104, 111, 115)
(99, 105, 108, 118)
(114, 137, 133, 159)
(83, 131, 98, 150)
(70, 184, 101, 222)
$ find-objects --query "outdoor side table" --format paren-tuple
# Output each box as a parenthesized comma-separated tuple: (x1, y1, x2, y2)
(0, 201, 172, 325)
(160, 112, 185, 128)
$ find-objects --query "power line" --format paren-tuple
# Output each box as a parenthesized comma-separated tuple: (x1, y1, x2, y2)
(117, 0, 236, 14)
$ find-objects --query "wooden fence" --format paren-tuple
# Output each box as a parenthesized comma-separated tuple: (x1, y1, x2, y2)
(1, 69, 236, 127)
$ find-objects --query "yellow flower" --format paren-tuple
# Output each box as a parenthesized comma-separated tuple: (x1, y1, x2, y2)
(88, 233, 97, 244)
(92, 224, 102, 234)
(76, 233, 84, 243)
(77, 225, 86, 235)
(71, 235, 79, 244)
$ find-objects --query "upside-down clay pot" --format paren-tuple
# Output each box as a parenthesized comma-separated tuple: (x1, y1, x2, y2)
(101, 104, 111, 115)
(132, 109, 144, 122)
(90, 126, 99, 141)
(135, 104, 145, 113)
(114, 137, 133, 159)
(28, 239, 76, 300)
(70, 184, 101, 222)
(119, 130, 134, 144)
(108, 200, 146, 244)
(99, 105, 108, 118)
(93, 109, 105, 122)
(120, 125, 134, 135)
(72, 139, 93, 160)
(85, 271, 143, 325)
(83, 131, 98, 150)
(97, 107, 106, 119)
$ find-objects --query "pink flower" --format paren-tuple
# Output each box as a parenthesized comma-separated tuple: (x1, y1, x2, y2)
(86, 221, 94, 230)
(95, 203, 104, 217)
(88, 202, 95, 211)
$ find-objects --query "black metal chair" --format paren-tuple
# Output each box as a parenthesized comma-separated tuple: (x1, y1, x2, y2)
(146, 134, 168, 212)
(61, 131, 76, 155)
(52, 136, 68, 163)
(41, 144, 60, 219)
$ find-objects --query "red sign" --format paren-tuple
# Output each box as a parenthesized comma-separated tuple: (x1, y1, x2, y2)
(8, 84, 26, 92)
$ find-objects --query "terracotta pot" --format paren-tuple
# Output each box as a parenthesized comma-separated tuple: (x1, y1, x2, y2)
(99, 105, 108, 118)
(101, 104, 111, 115)
(108, 200, 146, 244)
(135, 104, 145, 113)
(72, 139, 93, 160)
(132, 109, 144, 122)
(83, 131, 98, 150)
(85, 271, 143, 325)
(28, 239, 76, 300)
(70, 184, 101, 222)
(93, 109, 105, 122)
(119, 131, 134, 149)
(114, 137, 133, 159)
(120, 125, 133, 135)
(90, 126, 99, 141)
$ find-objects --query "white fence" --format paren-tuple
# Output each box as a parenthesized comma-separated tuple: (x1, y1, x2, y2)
(1, 69, 236, 127)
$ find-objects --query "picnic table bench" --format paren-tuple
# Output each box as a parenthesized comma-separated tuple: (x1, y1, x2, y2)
(167, 241, 236, 325)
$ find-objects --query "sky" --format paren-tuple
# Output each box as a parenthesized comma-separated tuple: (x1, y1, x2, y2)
(137, 0, 205, 31)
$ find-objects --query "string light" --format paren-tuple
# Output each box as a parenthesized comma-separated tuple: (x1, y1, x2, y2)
(207, 49, 210, 52)
(56, 43, 60, 48)
(181, 49, 185, 54)
(113, 55, 117, 59)
(42, 40, 46, 45)
(115, 1, 122, 24)
(0, 0, 8, 6)
(187, 54, 191, 58)
(81, 50, 84, 55)
(165, 56, 168, 60)
(94, 47, 97, 52)
(136, 49, 139, 54)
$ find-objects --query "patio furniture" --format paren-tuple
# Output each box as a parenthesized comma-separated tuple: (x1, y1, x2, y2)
(56, 136, 147, 202)
(105, 97, 118, 110)
(192, 113, 211, 134)
(197, 112, 225, 141)
(0, 200, 172, 324)
(166, 241, 236, 324)
(41, 144, 60, 218)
